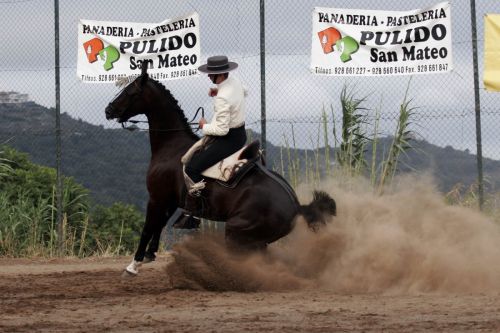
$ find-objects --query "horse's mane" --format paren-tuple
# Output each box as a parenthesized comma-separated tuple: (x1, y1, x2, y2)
(148, 79, 199, 141)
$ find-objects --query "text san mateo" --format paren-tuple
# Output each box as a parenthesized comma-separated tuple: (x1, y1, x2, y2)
(317, 7, 449, 63)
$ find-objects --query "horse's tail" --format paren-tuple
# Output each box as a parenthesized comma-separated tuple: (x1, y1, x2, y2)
(299, 191, 336, 231)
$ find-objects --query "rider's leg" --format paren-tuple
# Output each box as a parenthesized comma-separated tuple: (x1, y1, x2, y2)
(185, 126, 247, 184)
(177, 127, 247, 228)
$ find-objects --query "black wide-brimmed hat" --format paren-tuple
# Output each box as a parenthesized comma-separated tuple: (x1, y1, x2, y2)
(198, 55, 238, 74)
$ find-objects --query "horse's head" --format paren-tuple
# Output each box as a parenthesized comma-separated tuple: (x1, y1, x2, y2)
(105, 65, 150, 123)
(105, 66, 198, 140)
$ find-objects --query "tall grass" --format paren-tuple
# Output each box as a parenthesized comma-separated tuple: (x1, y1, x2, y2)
(322, 105, 331, 176)
(446, 181, 500, 223)
(370, 98, 382, 187)
(377, 79, 416, 193)
(277, 83, 416, 196)
(0, 195, 141, 257)
(274, 81, 497, 220)
(0, 150, 12, 179)
(336, 85, 371, 176)
(0, 193, 52, 256)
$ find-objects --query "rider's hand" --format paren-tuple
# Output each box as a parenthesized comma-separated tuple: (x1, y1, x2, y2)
(198, 117, 207, 129)
(208, 88, 218, 97)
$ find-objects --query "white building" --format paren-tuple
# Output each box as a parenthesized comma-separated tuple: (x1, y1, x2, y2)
(0, 91, 29, 104)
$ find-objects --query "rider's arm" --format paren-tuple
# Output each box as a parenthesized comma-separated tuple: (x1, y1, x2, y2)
(201, 96, 230, 136)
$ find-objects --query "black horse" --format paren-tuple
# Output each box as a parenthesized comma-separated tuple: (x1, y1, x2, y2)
(105, 66, 336, 275)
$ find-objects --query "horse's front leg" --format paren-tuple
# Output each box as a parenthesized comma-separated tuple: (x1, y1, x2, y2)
(144, 206, 176, 263)
(125, 200, 166, 275)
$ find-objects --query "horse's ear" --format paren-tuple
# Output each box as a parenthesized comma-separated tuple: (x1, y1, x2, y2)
(140, 64, 148, 85)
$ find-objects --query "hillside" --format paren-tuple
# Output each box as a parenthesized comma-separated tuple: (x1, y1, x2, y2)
(0, 101, 150, 210)
(1, 100, 499, 210)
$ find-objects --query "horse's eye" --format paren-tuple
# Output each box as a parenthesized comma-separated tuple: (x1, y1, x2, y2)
(128, 89, 139, 97)
(111, 86, 126, 99)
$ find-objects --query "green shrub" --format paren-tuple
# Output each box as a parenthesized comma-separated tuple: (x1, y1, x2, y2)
(0, 146, 144, 257)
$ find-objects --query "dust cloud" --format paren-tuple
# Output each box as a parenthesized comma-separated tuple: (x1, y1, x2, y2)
(167, 176, 500, 294)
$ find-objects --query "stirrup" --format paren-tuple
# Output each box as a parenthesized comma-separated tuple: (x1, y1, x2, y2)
(183, 166, 206, 197)
(173, 214, 201, 229)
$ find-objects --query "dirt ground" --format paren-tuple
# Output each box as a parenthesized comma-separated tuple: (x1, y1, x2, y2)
(4, 181, 500, 332)
(1, 255, 500, 333)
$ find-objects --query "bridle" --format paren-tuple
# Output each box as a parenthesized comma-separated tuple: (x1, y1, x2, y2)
(121, 106, 205, 133)
(114, 77, 206, 133)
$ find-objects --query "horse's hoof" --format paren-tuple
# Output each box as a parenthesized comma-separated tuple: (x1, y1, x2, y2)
(143, 255, 156, 264)
(124, 260, 142, 276)
(121, 270, 137, 279)
(143, 257, 153, 264)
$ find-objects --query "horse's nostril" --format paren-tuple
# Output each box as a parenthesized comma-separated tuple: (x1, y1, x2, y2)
(105, 105, 113, 119)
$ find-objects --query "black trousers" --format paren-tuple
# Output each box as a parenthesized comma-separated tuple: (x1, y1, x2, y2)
(186, 125, 247, 183)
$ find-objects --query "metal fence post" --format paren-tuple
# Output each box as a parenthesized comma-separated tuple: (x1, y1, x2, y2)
(260, 0, 266, 157)
(469, 0, 485, 210)
(54, 0, 64, 252)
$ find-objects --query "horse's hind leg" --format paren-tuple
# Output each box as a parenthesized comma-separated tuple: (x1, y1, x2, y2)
(225, 217, 268, 253)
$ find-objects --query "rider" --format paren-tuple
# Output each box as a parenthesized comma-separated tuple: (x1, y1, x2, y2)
(179, 55, 248, 225)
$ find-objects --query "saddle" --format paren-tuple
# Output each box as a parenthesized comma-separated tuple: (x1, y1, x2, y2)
(181, 139, 263, 188)
(202, 140, 263, 188)
(174, 140, 278, 229)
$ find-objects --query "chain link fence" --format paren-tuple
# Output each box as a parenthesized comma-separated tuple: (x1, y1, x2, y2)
(1, 0, 500, 210)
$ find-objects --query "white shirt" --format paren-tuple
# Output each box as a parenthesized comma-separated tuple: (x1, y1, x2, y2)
(202, 75, 247, 136)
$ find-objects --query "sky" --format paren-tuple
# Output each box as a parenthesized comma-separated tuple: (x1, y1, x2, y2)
(1, 0, 500, 159)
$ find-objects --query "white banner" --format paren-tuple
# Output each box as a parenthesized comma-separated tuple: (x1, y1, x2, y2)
(77, 12, 200, 83)
(311, 2, 453, 76)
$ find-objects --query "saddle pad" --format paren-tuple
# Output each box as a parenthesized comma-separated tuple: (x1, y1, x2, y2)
(201, 146, 248, 182)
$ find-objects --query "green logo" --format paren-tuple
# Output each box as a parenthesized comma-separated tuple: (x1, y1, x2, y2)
(99, 46, 120, 71)
(336, 36, 359, 63)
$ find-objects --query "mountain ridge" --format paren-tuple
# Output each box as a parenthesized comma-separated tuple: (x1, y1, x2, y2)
(1, 100, 498, 210)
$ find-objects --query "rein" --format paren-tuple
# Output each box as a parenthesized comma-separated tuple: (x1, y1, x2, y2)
(121, 107, 205, 133)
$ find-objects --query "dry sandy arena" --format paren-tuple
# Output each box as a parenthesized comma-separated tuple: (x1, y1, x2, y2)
(3, 179, 500, 332)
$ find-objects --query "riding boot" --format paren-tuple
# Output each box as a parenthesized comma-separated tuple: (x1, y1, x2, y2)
(183, 192, 201, 215)
(173, 175, 206, 229)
